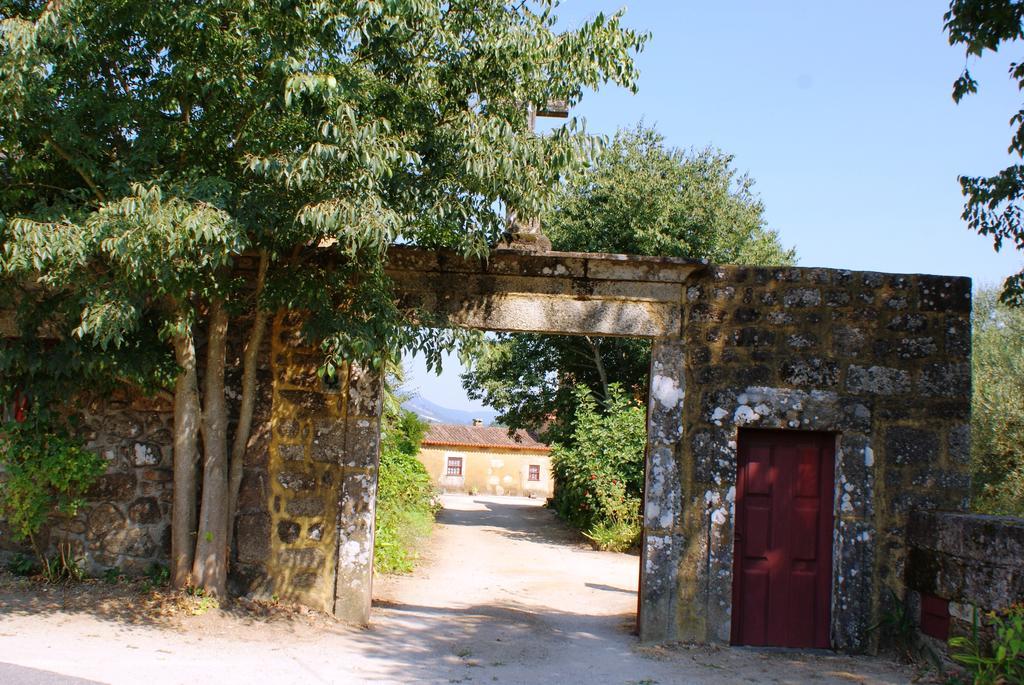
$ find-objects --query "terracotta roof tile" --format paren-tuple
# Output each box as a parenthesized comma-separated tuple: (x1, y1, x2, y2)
(422, 423, 549, 451)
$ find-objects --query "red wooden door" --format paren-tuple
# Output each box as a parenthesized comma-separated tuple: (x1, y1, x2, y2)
(731, 429, 835, 649)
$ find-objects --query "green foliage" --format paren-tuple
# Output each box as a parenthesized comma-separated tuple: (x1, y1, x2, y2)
(39, 542, 85, 584)
(970, 288, 1024, 515)
(544, 124, 794, 265)
(868, 590, 917, 662)
(0, 411, 106, 558)
(549, 384, 646, 550)
(945, 1, 1024, 305)
(948, 604, 1024, 684)
(144, 562, 170, 589)
(461, 125, 794, 438)
(0, 0, 648, 381)
(6, 552, 35, 577)
(375, 369, 437, 574)
(103, 567, 124, 585)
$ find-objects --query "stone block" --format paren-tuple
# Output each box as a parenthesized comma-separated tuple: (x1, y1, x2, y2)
(87, 503, 126, 539)
(885, 427, 939, 465)
(128, 497, 161, 524)
(731, 327, 775, 347)
(919, 276, 971, 313)
(277, 520, 301, 544)
(780, 358, 839, 387)
(236, 512, 271, 564)
(887, 313, 927, 333)
(88, 473, 137, 502)
(277, 470, 317, 491)
(132, 442, 161, 466)
(311, 420, 346, 464)
(895, 336, 937, 359)
(286, 497, 325, 517)
(343, 418, 381, 469)
(918, 363, 970, 398)
(277, 389, 327, 414)
(782, 288, 821, 307)
(845, 365, 910, 395)
(237, 470, 268, 512)
(275, 443, 306, 462)
(947, 424, 970, 465)
(347, 364, 382, 417)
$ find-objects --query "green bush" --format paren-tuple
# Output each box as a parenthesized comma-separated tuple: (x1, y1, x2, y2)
(0, 411, 106, 563)
(971, 289, 1024, 515)
(374, 408, 438, 574)
(549, 384, 646, 551)
(948, 604, 1024, 684)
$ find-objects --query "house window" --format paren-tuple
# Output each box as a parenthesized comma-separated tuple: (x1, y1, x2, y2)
(528, 464, 540, 481)
(446, 457, 463, 477)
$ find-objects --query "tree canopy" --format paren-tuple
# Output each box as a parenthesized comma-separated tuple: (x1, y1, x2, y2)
(945, 0, 1024, 304)
(970, 287, 1024, 515)
(0, 0, 647, 594)
(461, 125, 794, 439)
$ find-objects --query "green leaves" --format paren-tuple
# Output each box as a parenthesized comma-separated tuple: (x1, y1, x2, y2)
(1, 0, 647, 397)
(548, 383, 646, 543)
(971, 287, 1024, 515)
(945, 0, 1024, 304)
(0, 411, 107, 547)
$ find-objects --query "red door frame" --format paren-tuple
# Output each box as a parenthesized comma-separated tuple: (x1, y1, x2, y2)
(731, 429, 835, 649)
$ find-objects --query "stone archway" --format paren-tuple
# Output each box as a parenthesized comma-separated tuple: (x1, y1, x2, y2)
(238, 248, 973, 651)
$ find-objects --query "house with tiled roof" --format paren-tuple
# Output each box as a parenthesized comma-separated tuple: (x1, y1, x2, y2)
(418, 420, 553, 498)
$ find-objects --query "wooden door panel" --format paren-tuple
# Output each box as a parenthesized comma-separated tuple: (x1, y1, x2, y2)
(732, 430, 835, 649)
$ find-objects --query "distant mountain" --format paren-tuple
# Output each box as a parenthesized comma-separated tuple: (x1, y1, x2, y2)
(402, 395, 499, 426)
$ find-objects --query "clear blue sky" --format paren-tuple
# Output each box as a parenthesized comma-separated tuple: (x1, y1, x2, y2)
(405, 0, 1024, 413)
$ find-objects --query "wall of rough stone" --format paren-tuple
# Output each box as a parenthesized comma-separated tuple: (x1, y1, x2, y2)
(658, 265, 972, 651)
(0, 389, 175, 575)
(232, 310, 382, 620)
(907, 510, 1024, 639)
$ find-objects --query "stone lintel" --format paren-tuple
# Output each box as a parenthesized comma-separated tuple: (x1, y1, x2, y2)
(386, 247, 702, 338)
(394, 286, 682, 338)
(385, 245, 705, 284)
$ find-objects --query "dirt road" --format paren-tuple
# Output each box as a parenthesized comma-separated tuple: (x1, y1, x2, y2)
(0, 494, 922, 684)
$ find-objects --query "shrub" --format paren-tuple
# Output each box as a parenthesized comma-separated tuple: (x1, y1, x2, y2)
(0, 410, 106, 564)
(949, 604, 1024, 684)
(374, 408, 438, 574)
(971, 289, 1024, 515)
(549, 384, 646, 550)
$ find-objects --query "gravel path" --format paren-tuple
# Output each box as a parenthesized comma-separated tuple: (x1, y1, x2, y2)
(0, 494, 922, 684)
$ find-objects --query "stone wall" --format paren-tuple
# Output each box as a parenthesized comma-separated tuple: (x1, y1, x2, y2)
(661, 265, 972, 651)
(232, 310, 382, 621)
(0, 390, 175, 576)
(907, 510, 1024, 636)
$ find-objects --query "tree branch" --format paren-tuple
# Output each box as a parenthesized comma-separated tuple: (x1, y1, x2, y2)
(43, 134, 106, 203)
(226, 249, 270, 556)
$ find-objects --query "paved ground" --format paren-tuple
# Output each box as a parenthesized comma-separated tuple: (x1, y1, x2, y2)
(0, 494, 924, 684)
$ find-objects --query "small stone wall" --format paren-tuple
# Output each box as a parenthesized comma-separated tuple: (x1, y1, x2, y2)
(907, 510, 1024, 635)
(667, 266, 972, 651)
(0, 390, 175, 576)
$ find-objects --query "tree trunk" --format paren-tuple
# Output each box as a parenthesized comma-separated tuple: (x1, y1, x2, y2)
(171, 327, 200, 589)
(227, 250, 269, 555)
(192, 298, 229, 596)
(585, 336, 609, 401)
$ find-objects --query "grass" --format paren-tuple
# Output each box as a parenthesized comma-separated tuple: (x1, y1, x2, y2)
(583, 519, 641, 553)
(374, 504, 435, 574)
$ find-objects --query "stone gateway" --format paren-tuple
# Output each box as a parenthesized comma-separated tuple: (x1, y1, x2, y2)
(1, 247, 971, 653)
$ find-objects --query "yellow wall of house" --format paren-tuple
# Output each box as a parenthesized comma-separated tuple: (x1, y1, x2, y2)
(418, 445, 553, 498)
